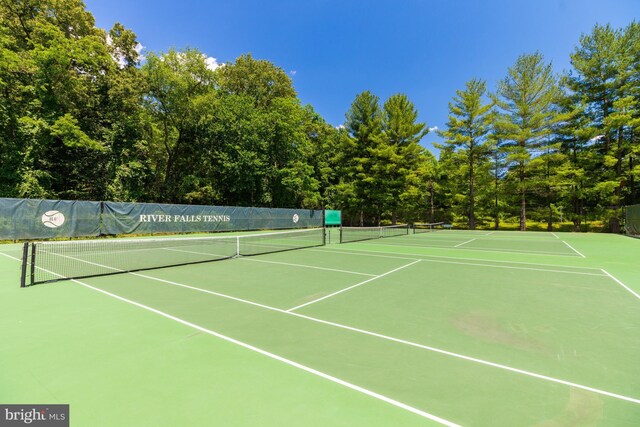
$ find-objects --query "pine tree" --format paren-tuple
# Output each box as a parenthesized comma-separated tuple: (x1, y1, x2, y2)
(566, 22, 640, 231)
(494, 53, 560, 231)
(343, 91, 384, 225)
(439, 79, 493, 229)
(380, 94, 428, 223)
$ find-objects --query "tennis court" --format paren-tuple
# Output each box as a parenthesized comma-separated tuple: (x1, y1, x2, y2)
(1, 228, 639, 426)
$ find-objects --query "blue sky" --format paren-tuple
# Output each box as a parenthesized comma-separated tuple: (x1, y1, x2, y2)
(85, 0, 638, 154)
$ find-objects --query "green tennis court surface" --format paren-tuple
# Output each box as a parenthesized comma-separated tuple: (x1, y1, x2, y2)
(1, 230, 639, 426)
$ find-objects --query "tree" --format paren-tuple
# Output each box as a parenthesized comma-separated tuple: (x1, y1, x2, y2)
(378, 94, 428, 223)
(439, 79, 493, 229)
(342, 91, 385, 225)
(494, 52, 560, 231)
(565, 22, 640, 231)
(209, 55, 320, 207)
(300, 105, 340, 208)
(216, 54, 296, 108)
(0, 0, 145, 200)
(142, 48, 217, 202)
(487, 137, 507, 229)
(411, 151, 440, 223)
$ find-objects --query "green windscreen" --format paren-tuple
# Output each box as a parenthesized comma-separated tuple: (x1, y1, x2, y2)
(0, 197, 324, 240)
(626, 204, 640, 235)
(102, 202, 323, 235)
(0, 198, 101, 240)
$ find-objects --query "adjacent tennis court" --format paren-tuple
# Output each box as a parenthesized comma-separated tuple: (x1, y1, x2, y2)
(1, 228, 639, 426)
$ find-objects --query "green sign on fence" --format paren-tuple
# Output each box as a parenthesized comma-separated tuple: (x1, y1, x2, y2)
(324, 210, 342, 226)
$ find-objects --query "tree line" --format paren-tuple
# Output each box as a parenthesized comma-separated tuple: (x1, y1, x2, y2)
(1, 1, 638, 231)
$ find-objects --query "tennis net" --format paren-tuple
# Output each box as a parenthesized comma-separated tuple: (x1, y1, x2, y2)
(340, 224, 409, 243)
(21, 228, 325, 287)
(413, 222, 446, 234)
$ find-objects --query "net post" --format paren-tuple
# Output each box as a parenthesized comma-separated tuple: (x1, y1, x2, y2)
(339, 225, 343, 244)
(30, 243, 36, 286)
(99, 200, 105, 236)
(322, 209, 326, 245)
(236, 236, 240, 257)
(20, 243, 28, 288)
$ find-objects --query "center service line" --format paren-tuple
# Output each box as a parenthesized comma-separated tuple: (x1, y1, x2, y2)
(286, 260, 421, 312)
(454, 238, 476, 248)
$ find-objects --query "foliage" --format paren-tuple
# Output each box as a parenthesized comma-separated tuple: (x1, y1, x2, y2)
(0, 1, 638, 232)
(438, 79, 493, 229)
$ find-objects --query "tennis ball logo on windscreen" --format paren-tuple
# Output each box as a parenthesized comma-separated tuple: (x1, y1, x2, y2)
(292, 214, 299, 224)
(41, 210, 65, 228)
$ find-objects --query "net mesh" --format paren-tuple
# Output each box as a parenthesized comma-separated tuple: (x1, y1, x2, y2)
(340, 225, 409, 243)
(22, 228, 325, 286)
(413, 222, 446, 234)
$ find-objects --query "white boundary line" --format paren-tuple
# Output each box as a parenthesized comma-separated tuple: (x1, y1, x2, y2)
(367, 241, 581, 257)
(454, 238, 476, 248)
(415, 231, 560, 240)
(164, 246, 378, 277)
(2, 252, 27, 261)
(110, 273, 640, 405)
(312, 247, 601, 269)
(311, 248, 603, 276)
(286, 260, 421, 312)
(601, 269, 640, 301)
(402, 258, 604, 277)
(0, 251, 21, 260)
(551, 232, 560, 239)
(10, 251, 640, 406)
(69, 278, 460, 426)
(238, 258, 377, 277)
(169, 244, 604, 282)
(561, 240, 586, 258)
(6, 251, 457, 424)
(313, 249, 418, 261)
